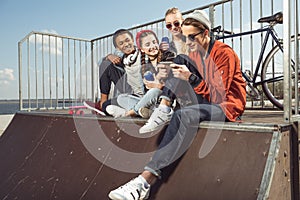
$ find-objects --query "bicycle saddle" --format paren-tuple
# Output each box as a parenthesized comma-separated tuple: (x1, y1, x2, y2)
(257, 12, 283, 24)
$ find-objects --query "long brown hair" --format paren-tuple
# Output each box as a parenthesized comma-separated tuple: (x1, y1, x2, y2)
(136, 30, 163, 77)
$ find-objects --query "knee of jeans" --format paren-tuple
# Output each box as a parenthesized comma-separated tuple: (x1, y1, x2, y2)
(159, 95, 171, 102)
(117, 93, 128, 103)
(147, 88, 162, 96)
(146, 89, 162, 101)
(172, 108, 198, 125)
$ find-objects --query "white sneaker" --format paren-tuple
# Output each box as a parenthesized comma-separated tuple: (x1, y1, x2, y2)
(108, 175, 150, 200)
(139, 107, 174, 134)
(106, 105, 126, 118)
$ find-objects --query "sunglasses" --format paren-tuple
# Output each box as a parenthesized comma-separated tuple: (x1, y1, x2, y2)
(166, 21, 181, 30)
(184, 30, 205, 41)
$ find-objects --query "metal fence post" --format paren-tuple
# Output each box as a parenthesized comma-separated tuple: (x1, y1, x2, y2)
(283, 0, 292, 122)
(91, 41, 95, 102)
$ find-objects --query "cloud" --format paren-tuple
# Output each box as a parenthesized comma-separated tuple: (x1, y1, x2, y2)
(0, 68, 15, 85)
(41, 29, 59, 35)
(29, 29, 63, 55)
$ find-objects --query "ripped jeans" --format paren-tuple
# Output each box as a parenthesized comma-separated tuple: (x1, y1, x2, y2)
(117, 88, 162, 114)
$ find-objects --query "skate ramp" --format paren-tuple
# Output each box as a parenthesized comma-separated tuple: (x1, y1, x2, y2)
(0, 112, 294, 199)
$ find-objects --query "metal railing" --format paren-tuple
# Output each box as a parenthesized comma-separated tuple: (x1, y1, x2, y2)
(19, 0, 296, 113)
(90, 0, 233, 102)
(87, 0, 288, 110)
(18, 31, 93, 111)
(18, 0, 233, 111)
(284, 0, 300, 123)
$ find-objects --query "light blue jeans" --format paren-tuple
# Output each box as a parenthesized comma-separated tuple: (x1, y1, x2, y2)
(117, 88, 162, 114)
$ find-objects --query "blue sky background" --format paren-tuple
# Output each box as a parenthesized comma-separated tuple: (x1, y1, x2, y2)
(0, 0, 285, 100)
(0, 0, 210, 99)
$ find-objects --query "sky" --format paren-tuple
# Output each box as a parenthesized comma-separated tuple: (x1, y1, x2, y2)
(0, 0, 286, 100)
(0, 0, 211, 100)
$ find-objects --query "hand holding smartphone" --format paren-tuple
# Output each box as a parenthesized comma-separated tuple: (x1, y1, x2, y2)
(158, 61, 173, 68)
(160, 37, 170, 52)
(171, 65, 180, 69)
(143, 71, 155, 81)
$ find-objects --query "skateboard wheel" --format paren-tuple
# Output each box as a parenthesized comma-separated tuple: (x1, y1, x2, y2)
(76, 110, 84, 115)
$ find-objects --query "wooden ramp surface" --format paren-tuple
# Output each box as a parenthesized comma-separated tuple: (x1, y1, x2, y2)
(0, 111, 296, 200)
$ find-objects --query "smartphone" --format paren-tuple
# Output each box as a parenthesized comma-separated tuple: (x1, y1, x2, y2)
(159, 61, 173, 66)
(161, 37, 169, 44)
(144, 71, 155, 81)
(160, 61, 180, 69)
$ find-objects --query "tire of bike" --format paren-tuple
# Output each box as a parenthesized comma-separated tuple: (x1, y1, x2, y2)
(261, 34, 300, 111)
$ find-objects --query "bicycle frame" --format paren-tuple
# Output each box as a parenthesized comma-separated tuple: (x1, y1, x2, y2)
(216, 26, 283, 87)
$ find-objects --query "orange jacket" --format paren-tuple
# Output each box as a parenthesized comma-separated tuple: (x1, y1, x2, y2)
(189, 40, 246, 121)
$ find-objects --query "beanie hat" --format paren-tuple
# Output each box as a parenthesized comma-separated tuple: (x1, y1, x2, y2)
(186, 10, 211, 30)
(135, 30, 156, 49)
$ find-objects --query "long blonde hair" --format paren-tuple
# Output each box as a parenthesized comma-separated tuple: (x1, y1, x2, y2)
(165, 7, 181, 18)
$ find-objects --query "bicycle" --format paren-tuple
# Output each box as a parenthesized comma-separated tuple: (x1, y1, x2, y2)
(212, 12, 300, 111)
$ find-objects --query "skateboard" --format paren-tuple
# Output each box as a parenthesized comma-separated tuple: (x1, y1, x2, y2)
(83, 101, 106, 116)
(68, 105, 87, 115)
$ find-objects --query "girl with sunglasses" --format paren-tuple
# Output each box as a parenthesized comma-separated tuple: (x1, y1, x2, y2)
(109, 10, 246, 200)
(161, 7, 187, 55)
(139, 9, 247, 133)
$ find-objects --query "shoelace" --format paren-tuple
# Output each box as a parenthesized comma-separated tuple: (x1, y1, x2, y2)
(145, 109, 160, 124)
(119, 180, 143, 199)
(145, 110, 170, 126)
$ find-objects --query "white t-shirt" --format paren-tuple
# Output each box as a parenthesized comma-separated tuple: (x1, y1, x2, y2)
(124, 51, 144, 96)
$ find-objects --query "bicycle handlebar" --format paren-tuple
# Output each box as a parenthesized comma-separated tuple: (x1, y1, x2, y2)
(211, 25, 234, 35)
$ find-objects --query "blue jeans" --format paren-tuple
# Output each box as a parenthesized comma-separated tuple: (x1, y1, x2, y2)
(99, 60, 133, 115)
(144, 102, 226, 178)
(144, 55, 227, 177)
(159, 77, 199, 107)
(117, 88, 162, 114)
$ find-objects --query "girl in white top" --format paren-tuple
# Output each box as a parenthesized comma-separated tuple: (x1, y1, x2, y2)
(106, 30, 175, 118)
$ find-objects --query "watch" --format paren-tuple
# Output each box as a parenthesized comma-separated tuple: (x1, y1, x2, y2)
(188, 73, 198, 84)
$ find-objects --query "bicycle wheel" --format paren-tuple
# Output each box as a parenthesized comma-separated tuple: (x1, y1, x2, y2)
(261, 34, 300, 110)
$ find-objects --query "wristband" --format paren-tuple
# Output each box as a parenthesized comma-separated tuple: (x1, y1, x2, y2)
(188, 73, 198, 84)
